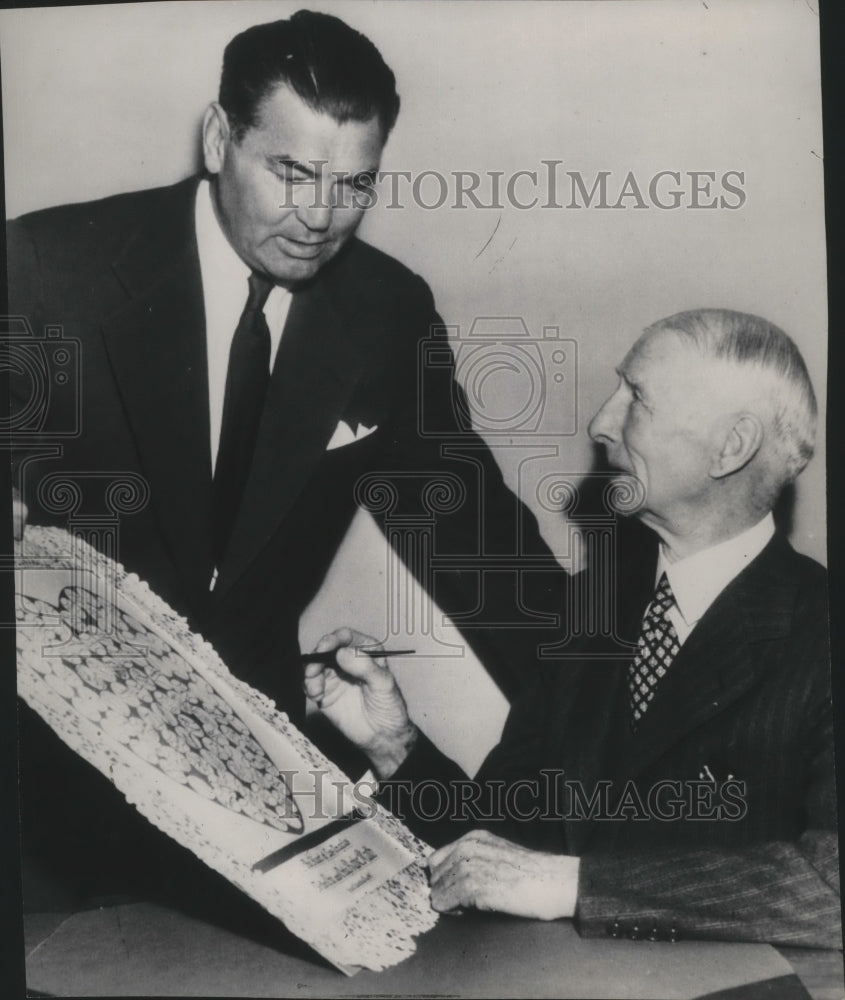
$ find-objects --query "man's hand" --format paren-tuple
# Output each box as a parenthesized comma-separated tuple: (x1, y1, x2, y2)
(12, 488, 28, 541)
(427, 829, 580, 921)
(303, 627, 418, 779)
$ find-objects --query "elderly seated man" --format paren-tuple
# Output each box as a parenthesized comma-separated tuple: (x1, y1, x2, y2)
(305, 308, 840, 949)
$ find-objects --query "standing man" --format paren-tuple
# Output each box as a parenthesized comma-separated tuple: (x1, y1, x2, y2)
(9, 10, 563, 712)
(309, 309, 839, 948)
(8, 11, 563, 906)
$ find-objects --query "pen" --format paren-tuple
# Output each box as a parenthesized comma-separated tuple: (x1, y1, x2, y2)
(299, 648, 416, 664)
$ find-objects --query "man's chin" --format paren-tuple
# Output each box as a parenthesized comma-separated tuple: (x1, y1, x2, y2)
(262, 240, 346, 286)
(263, 253, 328, 287)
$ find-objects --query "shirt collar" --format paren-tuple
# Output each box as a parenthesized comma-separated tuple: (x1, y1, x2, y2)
(656, 513, 775, 629)
(195, 177, 252, 305)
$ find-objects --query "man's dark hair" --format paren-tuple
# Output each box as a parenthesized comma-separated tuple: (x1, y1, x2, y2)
(219, 10, 400, 141)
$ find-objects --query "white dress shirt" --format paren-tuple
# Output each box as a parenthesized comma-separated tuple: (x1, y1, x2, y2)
(194, 178, 292, 476)
(656, 513, 775, 645)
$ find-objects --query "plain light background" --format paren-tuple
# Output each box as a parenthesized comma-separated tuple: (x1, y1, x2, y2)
(1, 0, 827, 772)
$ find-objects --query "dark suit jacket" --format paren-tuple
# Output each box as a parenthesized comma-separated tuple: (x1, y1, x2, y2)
(7, 177, 566, 906)
(8, 176, 565, 713)
(383, 534, 840, 949)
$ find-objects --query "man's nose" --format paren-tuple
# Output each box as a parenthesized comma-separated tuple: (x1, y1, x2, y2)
(588, 393, 621, 445)
(296, 200, 333, 232)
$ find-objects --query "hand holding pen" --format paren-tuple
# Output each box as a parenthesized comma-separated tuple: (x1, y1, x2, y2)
(302, 627, 419, 779)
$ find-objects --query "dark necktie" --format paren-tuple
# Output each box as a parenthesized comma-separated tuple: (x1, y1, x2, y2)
(628, 572, 680, 727)
(213, 271, 273, 566)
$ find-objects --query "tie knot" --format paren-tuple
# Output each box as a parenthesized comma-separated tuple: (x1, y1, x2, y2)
(651, 572, 675, 614)
(246, 271, 274, 312)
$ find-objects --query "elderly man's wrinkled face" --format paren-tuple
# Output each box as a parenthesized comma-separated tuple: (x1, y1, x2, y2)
(203, 84, 384, 286)
(588, 329, 723, 528)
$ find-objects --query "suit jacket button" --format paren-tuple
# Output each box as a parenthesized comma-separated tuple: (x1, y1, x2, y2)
(647, 924, 661, 942)
(628, 924, 642, 940)
(668, 926, 680, 943)
(607, 920, 621, 938)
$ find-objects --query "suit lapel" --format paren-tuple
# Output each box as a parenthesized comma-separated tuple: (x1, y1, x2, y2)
(612, 536, 796, 783)
(101, 179, 215, 604)
(554, 530, 656, 851)
(211, 273, 366, 600)
(102, 186, 372, 605)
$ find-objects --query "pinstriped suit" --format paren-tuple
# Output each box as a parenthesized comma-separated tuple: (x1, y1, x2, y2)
(383, 533, 841, 948)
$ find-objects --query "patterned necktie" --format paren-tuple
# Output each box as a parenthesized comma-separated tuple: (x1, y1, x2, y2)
(628, 572, 680, 726)
(213, 271, 273, 566)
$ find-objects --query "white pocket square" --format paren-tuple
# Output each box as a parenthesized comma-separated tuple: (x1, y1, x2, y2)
(326, 420, 378, 450)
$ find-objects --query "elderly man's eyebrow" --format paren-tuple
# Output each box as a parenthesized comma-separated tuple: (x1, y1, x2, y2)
(615, 366, 646, 396)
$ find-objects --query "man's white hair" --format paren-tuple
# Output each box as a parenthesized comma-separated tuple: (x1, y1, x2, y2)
(644, 309, 817, 502)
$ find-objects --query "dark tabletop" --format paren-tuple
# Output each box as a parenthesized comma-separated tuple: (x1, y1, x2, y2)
(22, 900, 843, 999)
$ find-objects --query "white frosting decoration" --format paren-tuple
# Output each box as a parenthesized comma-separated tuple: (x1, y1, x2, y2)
(16, 525, 437, 972)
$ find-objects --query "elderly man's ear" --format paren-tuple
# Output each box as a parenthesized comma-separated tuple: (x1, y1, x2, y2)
(709, 413, 764, 479)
